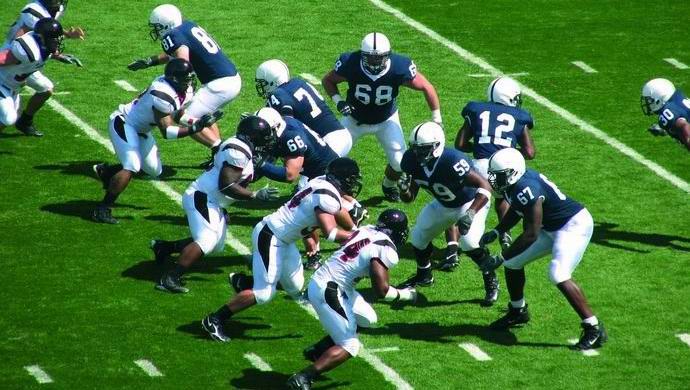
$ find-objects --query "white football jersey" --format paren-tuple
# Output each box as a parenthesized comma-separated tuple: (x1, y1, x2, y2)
(189, 137, 254, 208)
(4, 1, 65, 47)
(313, 226, 399, 291)
(266, 176, 342, 243)
(117, 76, 193, 133)
(0, 32, 48, 90)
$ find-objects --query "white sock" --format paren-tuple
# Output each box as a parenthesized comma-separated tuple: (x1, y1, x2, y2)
(510, 299, 525, 308)
(582, 316, 598, 326)
(382, 177, 396, 187)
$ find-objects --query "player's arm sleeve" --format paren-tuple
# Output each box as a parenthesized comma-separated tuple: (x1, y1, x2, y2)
(376, 243, 400, 269)
(402, 57, 417, 82)
(399, 151, 414, 174)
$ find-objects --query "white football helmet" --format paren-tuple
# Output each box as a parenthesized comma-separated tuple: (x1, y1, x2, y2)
(409, 121, 445, 164)
(149, 4, 182, 40)
(487, 148, 526, 193)
(255, 59, 290, 98)
(641, 78, 675, 115)
(254, 107, 286, 136)
(488, 77, 522, 108)
(361, 32, 391, 74)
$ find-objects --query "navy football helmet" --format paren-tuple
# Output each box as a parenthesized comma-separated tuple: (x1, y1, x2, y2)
(376, 209, 409, 248)
(325, 157, 363, 197)
(164, 58, 197, 93)
(34, 18, 64, 54)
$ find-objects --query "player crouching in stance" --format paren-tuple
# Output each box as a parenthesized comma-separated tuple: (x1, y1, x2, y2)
(479, 148, 607, 350)
(641, 78, 690, 151)
(92, 58, 222, 224)
(395, 122, 499, 306)
(152, 116, 279, 293)
(201, 157, 363, 342)
(286, 209, 414, 390)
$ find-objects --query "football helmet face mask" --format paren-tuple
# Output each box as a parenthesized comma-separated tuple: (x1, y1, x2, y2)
(235, 115, 277, 155)
(254, 107, 287, 136)
(487, 148, 526, 193)
(409, 121, 445, 165)
(149, 4, 182, 41)
(641, 78, 676, 115)
(325, 157, 363, 198)
(488, 77, 522, 108)
(361, 32, 391, 75)
(34, 18, 64, 55)
(255, 59, 290, 98)
(376, 209, 409, 248)
(164, 58, 197, 93)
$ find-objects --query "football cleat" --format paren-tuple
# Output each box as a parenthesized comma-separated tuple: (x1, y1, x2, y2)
(228, 272, 251, 293)
(150, 240, 171, 265)
(481, 271, 500, 307)
(92, 163, 109, 189)
(573, 322, 607, 350)
(499, 232, 513, 250)
(15, 115, 44, 137)
(439, 249, 459, 271)
(397, 271, 434, 289)
(382, 184, 401, 202)
(286, 372, 312, 390)
(304, 252, 322, 271)
(490, 303, 530, 329)
(155, 273, 189, 293)
(201, 314, 230, 342)
(92, 206, 118, 224)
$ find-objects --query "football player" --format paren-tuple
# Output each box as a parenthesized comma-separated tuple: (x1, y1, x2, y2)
(0, 18, 80, 136)
(322, 32, 442, 202)
(3, 0, 85, 137)
(479, 148, 607, 350)
(395, 122, 499, 306)
(152, 116, 280, 293)
(641, 78, 690, 151)
(128, 4, 242, 165)
(200, 157, 362, 342)
(286, 209, 415, 390)
(92, 58, 222, 224)
(255, 59, 352, 157)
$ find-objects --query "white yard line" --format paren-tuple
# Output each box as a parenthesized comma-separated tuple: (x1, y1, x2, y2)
(368, 347, 400, 353)
(467, 72, 529, 78)
(243, 353, 273, 372)
(114, 80, 139, 92)
(458, 343, 492, 361)
(134, 359, 164, 377)
(567, 339, 600, 357)
(24, 365, 53, 384)
(299, 73, 322, 85)
(676, 333, 690, 348)
(571, 61, 598, 73)
(663, 58, 689, 70)
(368, 0, 690, 194)
(19, 91, 70, 96)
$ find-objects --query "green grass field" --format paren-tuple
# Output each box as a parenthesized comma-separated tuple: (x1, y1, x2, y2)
(1, 0, 689, 389)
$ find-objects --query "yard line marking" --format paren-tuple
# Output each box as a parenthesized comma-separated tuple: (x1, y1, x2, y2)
(299, 73, 322, 85)
(243, 353, 273, 371)
(45, 97, 408, 389)
(467, 72, 529, 78)
(114, 80, 138, 92)
(24, 365, 53, 384)
(20, 91, 70, 96)
(571, 61, 598, 73)
(368, 347, 400, 353)
(663, 58, 689, 70)
(134, 359, 164, 377)
(458, 343, 492, 361)
(369, 0, 690, 194)
(567, 339, 600, 357)
(676, 333, 690, 348)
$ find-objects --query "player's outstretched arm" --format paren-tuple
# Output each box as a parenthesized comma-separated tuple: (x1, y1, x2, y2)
(218, 164, 279, 201)
(518, 126, 536, 160)
(404, 70, 442, 125)
(128, 52, 169, 71)
(455, 121, 473, 152)
(155, 110, 222, 140)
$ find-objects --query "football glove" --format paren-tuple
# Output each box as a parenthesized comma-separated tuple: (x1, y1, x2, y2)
(127, 57, 155, 71)
(348, 202, 369, 227)
(397, 174, 411, 193)
(480, 229, 499, 247)
(64, 26, 86, 40)
(253, 186, 280, 201)
(57, 54, 83, 67)
(648, 123, 667, 137)
(336, 101, 354, 116)
(190, 111, 224, 134)
(457, 209, 476, 234)
(479, 253, 504, 273)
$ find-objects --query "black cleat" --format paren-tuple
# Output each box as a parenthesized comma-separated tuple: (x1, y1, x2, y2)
(228, 272, 251, 293)
(397, 271, 434, 289)
(150, 240, 171, 265)
(490, 303, 530, 329)
(481, 271, 500, 307)
(16, 120, 44, 137)
(439, 249, 459, 271)
(573, 322, 607, 350)
(92, 205, 118, 224)
(304, 252, 322, 271)
(201, 314, 230, 342)
(155, 272, 189, 293)
(382, 184, 401, 202)
(286, 373, 312, 390)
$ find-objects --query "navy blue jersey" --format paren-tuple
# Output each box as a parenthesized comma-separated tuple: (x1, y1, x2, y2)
(334, 51, 416, 124)
(504, 169, 584, 232)
(161, 21, 237, 84)
(400, 147, 477, 208)
(462, 101, 534, 160)
(274, 117, 338, 179)
(657, 89, 690, 141)
(267, 78, 343, 137)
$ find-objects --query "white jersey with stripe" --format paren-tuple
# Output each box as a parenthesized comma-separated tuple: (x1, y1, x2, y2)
(313, 225, 399, 291)
(5, 1, 65, 46)
(0, 32, 47, 90)
(266, 176, 342, 243)
(117, 76, 193, 133)
(189, 137, 254, 208)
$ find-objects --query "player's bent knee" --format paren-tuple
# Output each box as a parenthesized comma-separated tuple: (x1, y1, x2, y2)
(354, 309, 377, 328)
(340, 338, 361, 357)
(548, 262, 571, 284)
(252, 285, 277, 305)
(195, 235, 222, 256)
(1, 110, 18, 126)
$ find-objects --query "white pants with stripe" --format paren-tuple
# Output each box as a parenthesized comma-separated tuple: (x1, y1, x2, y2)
(410, 198, 490, 252)
(340, 110, 406, 171)
(108, 111, 162, 177)
(182, 187, 227, 255)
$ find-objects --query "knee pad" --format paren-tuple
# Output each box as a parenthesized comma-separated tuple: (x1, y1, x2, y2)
(1, 110, 18, 126)
(252, 285, 277, 305)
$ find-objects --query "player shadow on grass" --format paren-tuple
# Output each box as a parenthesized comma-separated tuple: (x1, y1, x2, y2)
(144, 211, 264, 227)
(230, 368, 348, 390)
(360, 195, 387, 208)
(592, 221, 690, 253)
(40, 199, 146, 222)
(121, 255, 248, 282)
(177, 318, 301, 342)
(0, 132, 24, 139)
(34, 160, 182, 181)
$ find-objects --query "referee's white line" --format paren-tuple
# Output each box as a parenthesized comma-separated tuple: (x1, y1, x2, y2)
(663, 58, 689, 70)
(676, 333, 690, 348)
(458, 343, 492, 361)
(571, 61, 598, 73)
(368, 0, 690, 194)
(299, 73, 322, 85)
(567, 339, 600, 357)
(114, 80, 139, 92)
(134, 359, 164, 377)
(243, 353, 273, 372)
(24, 365, 53, 384)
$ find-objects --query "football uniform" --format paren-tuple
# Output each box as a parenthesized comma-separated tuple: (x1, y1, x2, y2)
(461, 101, 533, 178)
(109, 76, 193, 176)
(656, 89, 690, 143)
(251, 176, 343, 304)
(267, 77, 352, 156)
(183, 137, 253, 254)
(161, 20, 241, 118)
(501, 169, 592, 284)
(400, 147, 489, 251)
(309, 225, 399, 357)
(334, 51, 416, 170)
(0, 32, 49, 126)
